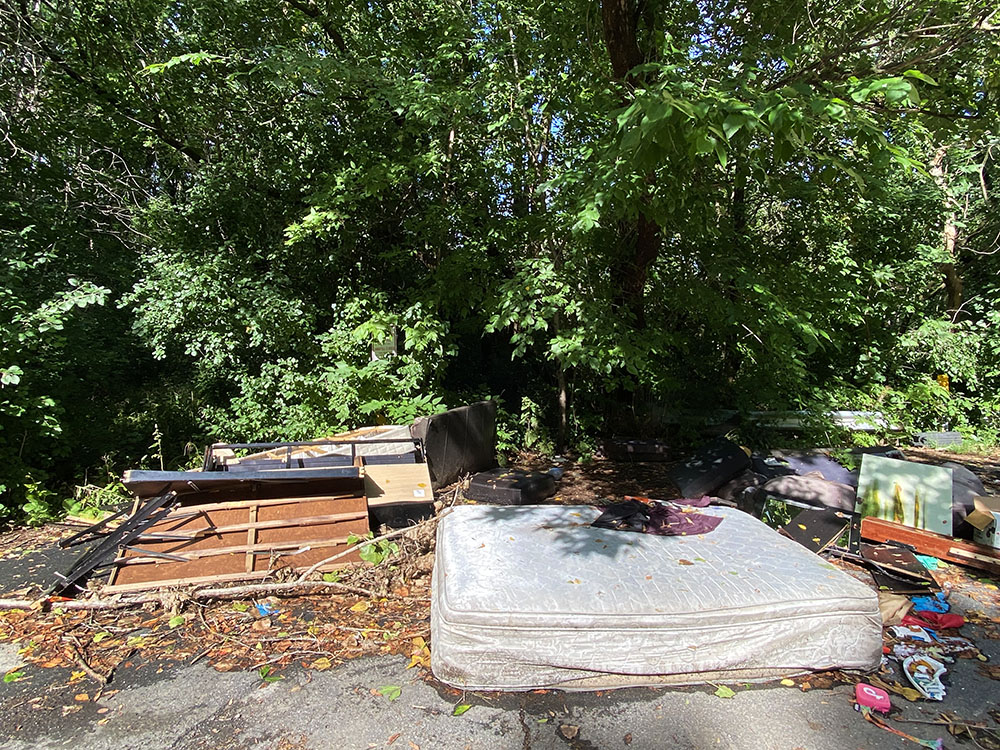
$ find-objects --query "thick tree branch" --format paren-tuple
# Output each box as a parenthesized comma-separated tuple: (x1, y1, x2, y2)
(283, 0, 348, 54)
(10, 0, 206, 163)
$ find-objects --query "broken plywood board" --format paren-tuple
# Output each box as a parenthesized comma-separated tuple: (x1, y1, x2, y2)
(856, 455, 953, 536)
(105, 494, 369, 592)
(363, 462, 433, 506)
(860, 543, 940, 594)
(779, 508, 849, 554)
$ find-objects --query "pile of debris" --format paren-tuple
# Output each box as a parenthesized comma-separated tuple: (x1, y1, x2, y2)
(436, 436, 999, 701)
(3, 405, 998, 733)
(47, 402, 499, 597)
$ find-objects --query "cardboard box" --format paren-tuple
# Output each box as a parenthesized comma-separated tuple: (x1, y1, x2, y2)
(966, 496, 1000, 549)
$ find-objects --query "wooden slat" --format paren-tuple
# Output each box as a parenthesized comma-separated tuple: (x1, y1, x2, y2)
(246, 505, 257, 574)
(137, 510, 368, 541)
(116, 536, 354, 565)
(860, 517, 1000, 575)
(176, 492, 359, 514)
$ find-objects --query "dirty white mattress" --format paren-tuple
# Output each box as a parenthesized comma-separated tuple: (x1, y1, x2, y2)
(430, 504, 881, 691)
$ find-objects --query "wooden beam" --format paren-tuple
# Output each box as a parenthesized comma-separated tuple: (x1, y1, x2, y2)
(860, 517, 1000, 575)
(101, 562, 362, 594)
(114, 536, 353, 566)
(175, 492, 359, 514)
(246, 505, 257, 574)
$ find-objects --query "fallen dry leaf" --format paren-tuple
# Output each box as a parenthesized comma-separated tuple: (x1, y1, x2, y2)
(978, 663, 1000, 680)
(558, 725, 579, 740)
(868, 676, 922, 702)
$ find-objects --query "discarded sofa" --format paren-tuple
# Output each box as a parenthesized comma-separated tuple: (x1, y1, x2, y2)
(430, 504, 882, 691)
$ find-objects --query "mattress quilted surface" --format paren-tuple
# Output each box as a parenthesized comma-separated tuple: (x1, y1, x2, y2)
(431, 504, 882, 690)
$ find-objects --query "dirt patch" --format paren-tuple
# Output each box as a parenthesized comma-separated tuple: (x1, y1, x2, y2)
(905, 446, 1000, 494)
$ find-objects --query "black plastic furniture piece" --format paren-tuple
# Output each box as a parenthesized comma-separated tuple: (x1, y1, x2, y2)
(464, 468, 556, 505)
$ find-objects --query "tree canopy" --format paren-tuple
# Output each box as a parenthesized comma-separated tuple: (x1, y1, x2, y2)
(1, 0, 999, 519)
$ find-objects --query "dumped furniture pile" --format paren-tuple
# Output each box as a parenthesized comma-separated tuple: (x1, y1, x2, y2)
(14, 403, 999, 732)
(50, 402, 499, 596)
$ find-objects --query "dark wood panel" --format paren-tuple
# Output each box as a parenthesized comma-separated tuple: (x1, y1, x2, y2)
(108, 495, 369, 590)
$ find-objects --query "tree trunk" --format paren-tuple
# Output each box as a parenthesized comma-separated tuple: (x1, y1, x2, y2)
(601, 0, 661, 328)
(930, 147, 964, 318)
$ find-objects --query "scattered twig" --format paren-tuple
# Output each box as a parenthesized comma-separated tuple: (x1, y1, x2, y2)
(191, 579, 376, 600)
(295, 512, 447, 583)
(188, 646, 213, 666)
(63, 636, 107, 685)
(0, 577, 377, 613)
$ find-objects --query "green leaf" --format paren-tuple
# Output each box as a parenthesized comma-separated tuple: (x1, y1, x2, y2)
(1, 367, 22, 386)
(377, 684, 402, 701)
(714, 685, 736, 699)
(259, 666, 284, 683)
(722, 113, 745, 140)
(715, 143, 728, 170)
(3, 671, 24, 683)
(453, 704, 472, 716)
(694, 132, 716, 155)
(168, 615, 186, 628)
(231, 601, 249, 612)
(903, 69, 938, 86)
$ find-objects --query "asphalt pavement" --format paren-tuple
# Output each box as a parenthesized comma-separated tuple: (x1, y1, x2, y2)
(1, 586, 997, 750)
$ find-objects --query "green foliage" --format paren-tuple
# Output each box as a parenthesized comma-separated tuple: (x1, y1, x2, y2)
(65, 481, 132, 520)
(347, 533, 400, 566)
(20, 478, 60, 527)
(1, 0, 999, 517)
(257, 666, 283, 684)
(375, 684, 401, 701)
